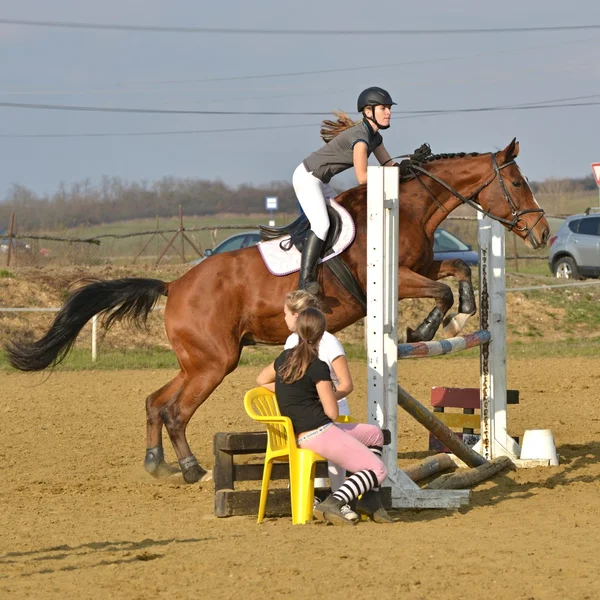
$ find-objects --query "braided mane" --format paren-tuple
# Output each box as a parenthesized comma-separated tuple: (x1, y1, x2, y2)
(407, 143, 483, 165)
(422, 151, 482, 163)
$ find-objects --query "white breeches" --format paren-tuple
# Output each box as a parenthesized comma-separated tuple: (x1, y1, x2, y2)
(292, 163, 337, 242)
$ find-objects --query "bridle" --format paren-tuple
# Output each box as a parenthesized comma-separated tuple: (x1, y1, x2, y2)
(407, 152, 546, 241)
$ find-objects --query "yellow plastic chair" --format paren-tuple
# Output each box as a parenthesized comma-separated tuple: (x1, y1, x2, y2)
(243, 387, 326, 525)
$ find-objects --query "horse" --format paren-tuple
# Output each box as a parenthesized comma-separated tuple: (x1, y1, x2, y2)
(6, 139, 550, 484)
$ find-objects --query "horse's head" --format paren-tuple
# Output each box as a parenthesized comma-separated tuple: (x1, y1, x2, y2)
(478, 139, 549, 249)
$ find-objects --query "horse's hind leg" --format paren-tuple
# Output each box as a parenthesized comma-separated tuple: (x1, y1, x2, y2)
(144, 373, 184, 477)
(425, 259, 476, 337)
(160, 361, 234, 483)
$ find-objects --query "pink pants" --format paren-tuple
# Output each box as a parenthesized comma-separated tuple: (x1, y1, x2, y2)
(297, 423, 387, 485)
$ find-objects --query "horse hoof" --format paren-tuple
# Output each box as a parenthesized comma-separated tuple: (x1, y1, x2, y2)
(144, 446, 165, 474)
(182, 465, 207, 484)
(179, 455, 207, 484)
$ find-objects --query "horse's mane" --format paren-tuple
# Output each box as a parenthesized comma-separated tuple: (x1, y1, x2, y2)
(422, 151, 482, 163)
(397, 143, 487, 184)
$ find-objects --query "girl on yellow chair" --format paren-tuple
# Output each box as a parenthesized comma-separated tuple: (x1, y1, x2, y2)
(256, 306, 393, 526)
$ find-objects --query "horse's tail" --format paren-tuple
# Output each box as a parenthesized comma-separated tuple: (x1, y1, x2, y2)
(5, 278, 168, 372)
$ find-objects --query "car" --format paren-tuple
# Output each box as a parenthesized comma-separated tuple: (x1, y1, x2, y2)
(0, 238, 31, 253)
(189, 231, 261, 266)
(433, 228, 479, 266)
(548, 209, 600, 279)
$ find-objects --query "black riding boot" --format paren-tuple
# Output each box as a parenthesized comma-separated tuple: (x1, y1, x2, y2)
(298, 230, 325, 293)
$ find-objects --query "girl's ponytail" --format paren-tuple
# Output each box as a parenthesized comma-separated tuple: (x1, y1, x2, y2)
(320, 110, 361, 143)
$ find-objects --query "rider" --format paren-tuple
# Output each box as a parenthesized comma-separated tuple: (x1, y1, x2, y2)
(293, 87, 397, 292)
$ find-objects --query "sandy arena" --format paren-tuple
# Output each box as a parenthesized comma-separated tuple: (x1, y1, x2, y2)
(2, 356, 600, 599)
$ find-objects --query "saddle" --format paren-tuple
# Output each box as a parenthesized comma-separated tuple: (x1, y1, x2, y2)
(259, 204, 366, 312)
(259, 204, 343, 257)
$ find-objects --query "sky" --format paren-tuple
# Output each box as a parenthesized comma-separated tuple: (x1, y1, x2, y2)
(1, 0, 599, 199)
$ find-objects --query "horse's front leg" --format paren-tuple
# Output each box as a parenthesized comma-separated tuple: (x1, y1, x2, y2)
(425, 259, 476, 337)
(398, 266, 455, 343)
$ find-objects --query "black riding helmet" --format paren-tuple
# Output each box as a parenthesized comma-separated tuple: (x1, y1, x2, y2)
(357, 86, 396, 130)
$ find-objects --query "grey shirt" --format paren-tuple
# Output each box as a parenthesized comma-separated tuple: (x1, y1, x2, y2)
(303, 119, 383, 184)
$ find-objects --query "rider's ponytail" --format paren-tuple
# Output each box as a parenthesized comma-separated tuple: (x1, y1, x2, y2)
(320, 111, 361, 143)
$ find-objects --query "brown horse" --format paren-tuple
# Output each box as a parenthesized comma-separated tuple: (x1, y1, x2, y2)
(6, 139, 549, 483)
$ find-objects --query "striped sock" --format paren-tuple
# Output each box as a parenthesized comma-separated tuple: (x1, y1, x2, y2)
(368, 446, 383, 490)
(332, 469, 378, 504)
(369, 446, 383, 458)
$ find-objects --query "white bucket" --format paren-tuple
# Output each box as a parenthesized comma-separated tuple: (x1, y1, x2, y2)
(520, 429, 559, 465)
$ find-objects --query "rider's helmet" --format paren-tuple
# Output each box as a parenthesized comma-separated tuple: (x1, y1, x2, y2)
(357, 87, 396, 130)
(357, 87, 396, 112)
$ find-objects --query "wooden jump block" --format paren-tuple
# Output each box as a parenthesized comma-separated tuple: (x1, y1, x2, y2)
(428, 387, 519, 453)
(214, 429, 392, 517)
(434, 412, 481, 430)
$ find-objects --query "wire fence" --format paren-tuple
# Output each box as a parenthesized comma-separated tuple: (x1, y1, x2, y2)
(3, 211, 567, 269)
(2, 279, 598, 363)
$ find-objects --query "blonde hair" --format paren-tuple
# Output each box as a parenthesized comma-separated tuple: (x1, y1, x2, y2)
(284, 290, 321, 314)
(278, 307, 326, 384)
(320, 110, 361, 143)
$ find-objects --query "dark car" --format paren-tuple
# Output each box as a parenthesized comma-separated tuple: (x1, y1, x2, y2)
(0, 238, 31, 253)
(189, 228, 477, 267)
(433, 229, 479, 265)
(189, 231, 261, 266)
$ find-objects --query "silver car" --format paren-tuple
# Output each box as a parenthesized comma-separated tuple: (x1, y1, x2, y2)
(548, 209, 600, 279)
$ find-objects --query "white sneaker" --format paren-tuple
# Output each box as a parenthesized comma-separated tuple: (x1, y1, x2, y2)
(313, 496, 320, 509)
(340, 504, 359, 522)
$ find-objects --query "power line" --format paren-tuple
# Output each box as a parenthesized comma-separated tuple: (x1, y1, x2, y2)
(1, 95, 599, 138)
(0, 122, 321, 139)
(0, 101, 327, 115)
(1, 97, 600, 117)
(1, 17, 600, 36)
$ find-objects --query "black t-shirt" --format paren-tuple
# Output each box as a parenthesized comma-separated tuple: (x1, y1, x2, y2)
(274, 349, 332, 435)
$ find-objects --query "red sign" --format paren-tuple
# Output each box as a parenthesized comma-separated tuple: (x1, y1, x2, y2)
(592, 163, 600, 186)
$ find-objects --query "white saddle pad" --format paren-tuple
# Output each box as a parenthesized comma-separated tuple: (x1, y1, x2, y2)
(257, 200, 355, 276)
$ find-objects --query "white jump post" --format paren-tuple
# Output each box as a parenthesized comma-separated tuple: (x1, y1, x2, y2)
(475, 214, 550, 466)
(367, 166, 470, 509)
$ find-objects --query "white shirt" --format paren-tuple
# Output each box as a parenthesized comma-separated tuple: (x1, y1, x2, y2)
(284, 331, 350, 415)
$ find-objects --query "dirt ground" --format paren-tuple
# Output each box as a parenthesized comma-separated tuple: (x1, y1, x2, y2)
(2, 357, 600, 600)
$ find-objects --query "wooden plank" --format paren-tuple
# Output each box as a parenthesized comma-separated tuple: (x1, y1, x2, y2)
(213, 447, 234, 492)
(214, 487, 393, 517)
(431, 387, 479, 409)
(430, 387, 520, 408)
(213, 431, 268, 453)
(214, 429, 392, 455)
(434, 412, 481, 430)
(233, 462, 329, 482)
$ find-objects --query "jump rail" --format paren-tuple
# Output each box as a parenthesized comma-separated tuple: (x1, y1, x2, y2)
(397, 330, 491, 359)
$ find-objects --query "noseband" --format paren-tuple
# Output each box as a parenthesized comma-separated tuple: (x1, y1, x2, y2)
(408, 153, 546, 241)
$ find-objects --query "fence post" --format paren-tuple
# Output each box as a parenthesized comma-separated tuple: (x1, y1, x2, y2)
(91, 314, 98, 362)
(6, 212, 15, 267)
